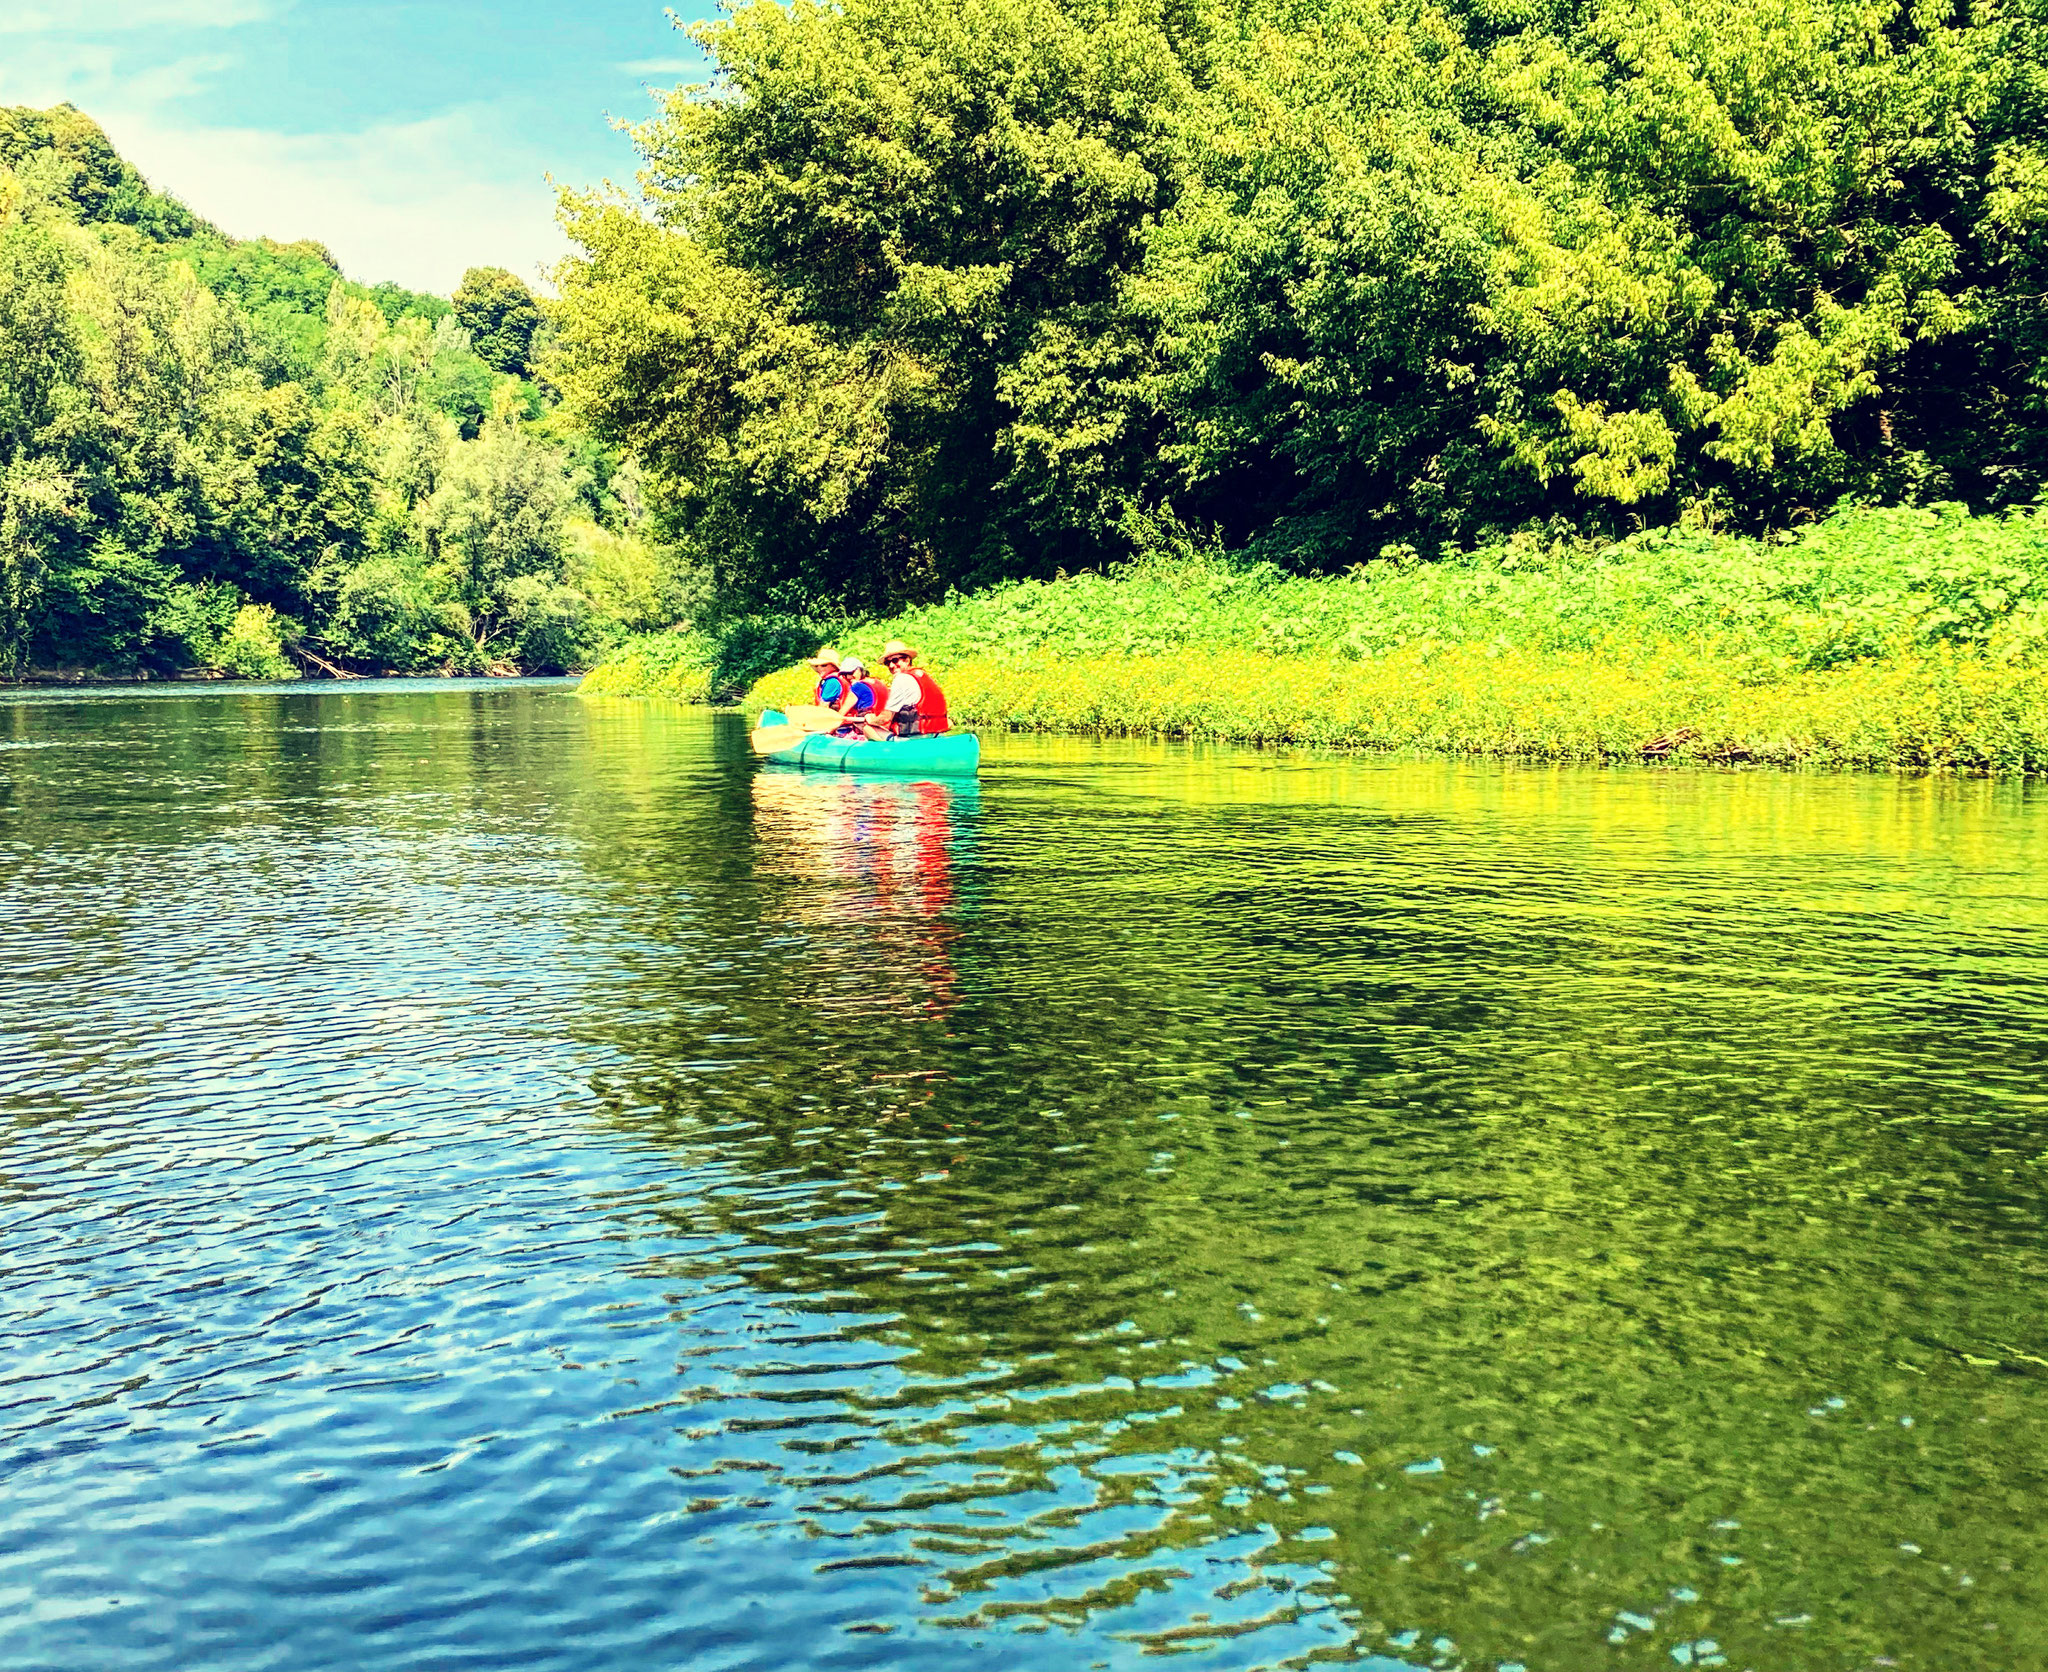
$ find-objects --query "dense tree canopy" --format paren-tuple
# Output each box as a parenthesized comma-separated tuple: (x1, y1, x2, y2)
(453, 265, 543, 376)
(0, 106, 682, 679)
(552, 0, 2048, 620)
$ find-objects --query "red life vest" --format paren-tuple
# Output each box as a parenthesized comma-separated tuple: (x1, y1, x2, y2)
(840, 675, 888, 717)
(908, 668, 949, 735)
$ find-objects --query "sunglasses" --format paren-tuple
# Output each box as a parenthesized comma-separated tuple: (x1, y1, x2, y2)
(884, 655, 911, 665)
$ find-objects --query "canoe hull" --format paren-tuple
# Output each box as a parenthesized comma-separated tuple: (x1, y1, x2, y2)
(754, 710, 982, 778)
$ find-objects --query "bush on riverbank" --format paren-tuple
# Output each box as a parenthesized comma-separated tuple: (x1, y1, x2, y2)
(646, 503, 2048, 771)
(574, 629, 720, 702)
(748, 640, 2048, 772)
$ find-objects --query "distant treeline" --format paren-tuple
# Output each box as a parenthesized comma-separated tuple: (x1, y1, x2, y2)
(0, 104, 686, 680)
(554, 0, 2048, 627)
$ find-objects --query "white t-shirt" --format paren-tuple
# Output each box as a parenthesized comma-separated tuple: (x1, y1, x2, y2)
(883, 670, 921, 714)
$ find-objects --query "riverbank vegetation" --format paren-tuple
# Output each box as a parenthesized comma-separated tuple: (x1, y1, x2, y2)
(0, 105, 685, 681)
(561, 0, 2048, 767)
(617, 502, 2048, 770)
(555, 0, 2048, 623)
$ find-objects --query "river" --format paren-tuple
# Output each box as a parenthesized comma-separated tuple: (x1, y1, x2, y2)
(3, 679, 2046, 1672)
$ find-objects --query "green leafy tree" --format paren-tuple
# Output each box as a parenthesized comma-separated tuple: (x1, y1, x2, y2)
(206, 382, 378, 608)
(327, 550, 452, 670)
(425, 316, 497, 436)
(0, 104, 147, 223)
(424, 398, 578, 665)
(555, 0, 2048, 605)
(452, 266, 542, 375)
(0, 104, 628, 679)
(551, 0, 1201, 618)
(0, 220, 83, 668)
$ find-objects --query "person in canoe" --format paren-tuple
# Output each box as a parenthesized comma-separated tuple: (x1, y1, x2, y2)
(806, 649, 847, 708)
(857, 639, 950, 740)
(829, 657, 892, 734)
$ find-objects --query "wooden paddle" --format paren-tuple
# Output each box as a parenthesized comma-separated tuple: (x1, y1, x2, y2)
(750, 724, 814, 754)
(752, 698, 894, 753)
(751, 715, 889, 754)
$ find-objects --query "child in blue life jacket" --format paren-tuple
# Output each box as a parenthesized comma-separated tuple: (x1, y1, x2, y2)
(829, 658, 890, 732)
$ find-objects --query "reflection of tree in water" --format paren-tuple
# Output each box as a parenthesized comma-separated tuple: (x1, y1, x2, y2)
(582, 765, 1383, 1663)
(572, 737, 2048, 1671)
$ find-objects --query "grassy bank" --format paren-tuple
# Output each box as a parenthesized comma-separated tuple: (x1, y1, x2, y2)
(587, 505, 2048, 773)
(575, 631, 721, 703)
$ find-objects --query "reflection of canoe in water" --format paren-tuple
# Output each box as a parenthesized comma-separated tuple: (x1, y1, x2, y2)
(754, 709, 982, 778)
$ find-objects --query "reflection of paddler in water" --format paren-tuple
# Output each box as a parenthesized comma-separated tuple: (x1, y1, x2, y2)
(750, 769, 973, 1018)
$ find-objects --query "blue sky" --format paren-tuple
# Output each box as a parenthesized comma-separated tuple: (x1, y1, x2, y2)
(0, 0, 724, 293)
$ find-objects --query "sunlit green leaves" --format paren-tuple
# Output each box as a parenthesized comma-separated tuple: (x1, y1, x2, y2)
(557, 0, 2047, 599)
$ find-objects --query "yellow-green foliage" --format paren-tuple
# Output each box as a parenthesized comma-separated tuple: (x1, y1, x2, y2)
(564, 520, 668, 634)
(728, 505, 2048, 772)
(213, 603, 298, 682)
(749, 643, 2048, 772)
(577, 629, 719, 702)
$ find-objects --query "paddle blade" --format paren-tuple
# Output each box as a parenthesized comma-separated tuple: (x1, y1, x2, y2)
(784, 703, 845, 732)
(750, 725, 808, 754)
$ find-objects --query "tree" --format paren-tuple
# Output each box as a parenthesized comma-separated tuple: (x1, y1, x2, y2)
(555, 0, 2048, 604)
(0, 104, 143, 224)
(452, 266, 541, 375)
(425, 316, 496, 436)
(0, 104, 623, 678)
(552, 0, 1201, 619)
(424, 397, 576, 664)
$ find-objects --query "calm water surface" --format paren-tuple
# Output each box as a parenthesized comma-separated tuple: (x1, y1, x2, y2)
(4, 680, 2047, 1672)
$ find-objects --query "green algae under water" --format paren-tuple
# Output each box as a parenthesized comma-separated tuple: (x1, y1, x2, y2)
(4, 680, 2047, 1672)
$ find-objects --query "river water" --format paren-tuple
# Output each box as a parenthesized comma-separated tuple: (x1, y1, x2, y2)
(4, 679, 2046, 1672)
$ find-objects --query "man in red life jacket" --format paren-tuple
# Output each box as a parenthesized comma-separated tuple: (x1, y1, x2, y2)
(861, 639, 950, 739)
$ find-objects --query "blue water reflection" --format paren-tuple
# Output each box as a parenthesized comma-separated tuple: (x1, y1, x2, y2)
(6, 682, 2047, 1672)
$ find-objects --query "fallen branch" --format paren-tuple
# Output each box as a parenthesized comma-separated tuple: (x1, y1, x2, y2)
(1640, 727, 1699, 759)
(285, 639, 362, 680)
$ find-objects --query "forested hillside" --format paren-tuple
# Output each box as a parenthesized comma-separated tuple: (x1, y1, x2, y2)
(0, 104, 681, 680)
(555, 0, 2048, 629)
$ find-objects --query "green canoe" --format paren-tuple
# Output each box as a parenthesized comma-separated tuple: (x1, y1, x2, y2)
(754, 709, 982, 777)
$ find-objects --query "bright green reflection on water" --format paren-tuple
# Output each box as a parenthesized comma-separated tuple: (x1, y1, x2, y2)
(574, 705, 2048, 1671)
(8, 685, 2047, 1672)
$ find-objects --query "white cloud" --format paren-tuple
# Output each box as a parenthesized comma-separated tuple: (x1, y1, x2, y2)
(0, 0, 273, 35)
(618, 57, 704, 77)
(0, 14, 587, 296)
(96, 105, 573, 294)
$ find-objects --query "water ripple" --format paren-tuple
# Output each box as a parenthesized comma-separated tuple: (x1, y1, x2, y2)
(3, 686, 2047, 1670)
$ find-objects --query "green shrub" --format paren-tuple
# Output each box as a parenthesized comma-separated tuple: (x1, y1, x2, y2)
(213, 603, 298, 681)
(564, 520, 668, 634)
(790, 505, 2048, 676)
(578, 629, 722, 702)
(327, 553, 451, 671)
(503, 575, 605, 674)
